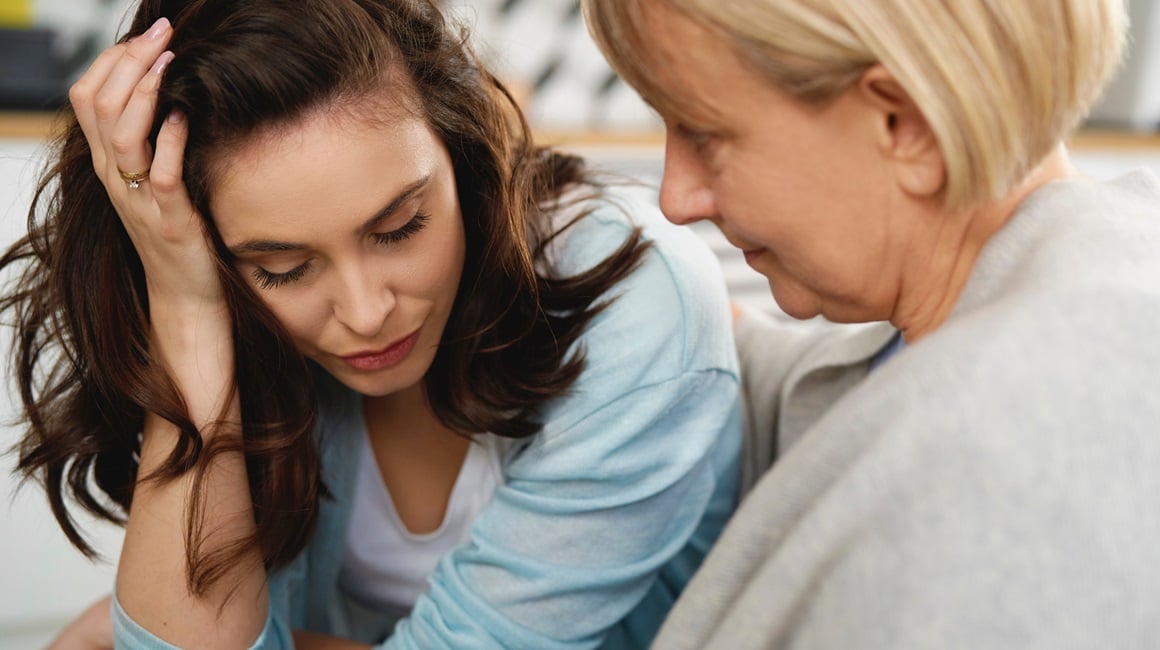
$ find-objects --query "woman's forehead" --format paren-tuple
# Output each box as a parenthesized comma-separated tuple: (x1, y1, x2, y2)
(205, 86, 425, 184)
(208, 111, 445, 229)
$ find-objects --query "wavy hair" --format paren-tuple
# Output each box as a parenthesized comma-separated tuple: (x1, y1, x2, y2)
(2, 0, 648, 595)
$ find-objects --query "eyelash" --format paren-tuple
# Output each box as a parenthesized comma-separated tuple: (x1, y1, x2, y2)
(252, 264, 308, 290)
(250, 212, 432, 290)
(372, 212, 430, 245)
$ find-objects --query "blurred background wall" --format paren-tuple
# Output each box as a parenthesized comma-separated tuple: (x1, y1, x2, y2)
(1, 1, 1158, 647)
(3, 0, 1160, 129)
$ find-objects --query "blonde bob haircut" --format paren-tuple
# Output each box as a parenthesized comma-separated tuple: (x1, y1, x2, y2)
(582, 0, 1128, 209)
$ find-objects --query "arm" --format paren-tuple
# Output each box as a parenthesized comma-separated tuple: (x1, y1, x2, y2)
(381, 218, 742, 648)
(386, 369, 740, 650)
(69, 22, 268, 648)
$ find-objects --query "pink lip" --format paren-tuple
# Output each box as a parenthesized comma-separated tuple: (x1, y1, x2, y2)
(742, 249, 763, 265)
(340, 329, 421, 371)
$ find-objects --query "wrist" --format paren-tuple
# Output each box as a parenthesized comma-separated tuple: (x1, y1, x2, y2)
(144, 300, 239, 433)
(148, 294, 233, 357)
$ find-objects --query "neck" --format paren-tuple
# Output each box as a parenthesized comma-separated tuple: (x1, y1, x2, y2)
(893, 144, 1080, 342)
(363, 381, 458, 443)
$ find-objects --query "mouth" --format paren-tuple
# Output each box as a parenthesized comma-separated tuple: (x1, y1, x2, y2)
(340, 328, 422, 371)
(721, 232, 762, 262)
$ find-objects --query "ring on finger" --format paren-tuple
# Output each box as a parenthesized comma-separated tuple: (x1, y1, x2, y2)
(117, 167, 150, 189)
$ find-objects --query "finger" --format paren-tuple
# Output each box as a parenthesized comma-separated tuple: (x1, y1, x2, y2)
(70, 43, 132, 174)
(151, 110, 194, 214)
(92, 18, 172, 152)
(110, 51, 175, 190)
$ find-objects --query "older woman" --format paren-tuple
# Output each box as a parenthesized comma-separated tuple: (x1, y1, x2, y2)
(582, 0, 1160, 648)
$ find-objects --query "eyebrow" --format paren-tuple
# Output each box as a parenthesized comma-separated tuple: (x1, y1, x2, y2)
(227, 175, 432, 255)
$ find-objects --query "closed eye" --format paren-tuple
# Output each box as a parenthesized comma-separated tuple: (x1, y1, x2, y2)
(247, 213, 431, 290)
(252, 262, 311, 290)
(373, 213, 430, 245)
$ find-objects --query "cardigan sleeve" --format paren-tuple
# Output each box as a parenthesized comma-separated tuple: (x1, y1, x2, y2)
(383, 368, 739, 650)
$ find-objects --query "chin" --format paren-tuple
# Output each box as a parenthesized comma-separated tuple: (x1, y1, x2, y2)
(768, 281, 823, 321)
(318, 359, 422, 398)
(775, 302, 823, 321)
(345, 372, 423, 398)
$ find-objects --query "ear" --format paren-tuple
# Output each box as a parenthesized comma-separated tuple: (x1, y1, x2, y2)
(856, 65, 945, 198)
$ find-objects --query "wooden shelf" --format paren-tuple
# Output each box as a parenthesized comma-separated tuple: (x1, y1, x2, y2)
(1069, 128, 1160, 151)
(4, 110, 1159, 150)
(546, 127, 1160, 152)
(0, 111, 61, 139)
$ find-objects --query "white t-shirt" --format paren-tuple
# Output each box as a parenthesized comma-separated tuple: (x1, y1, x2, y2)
(338, 431, 509, 617)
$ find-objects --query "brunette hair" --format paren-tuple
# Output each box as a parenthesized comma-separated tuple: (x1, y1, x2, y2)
(2, 0, 647, 595)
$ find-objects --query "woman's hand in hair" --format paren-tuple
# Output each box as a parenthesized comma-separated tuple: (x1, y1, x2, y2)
(69, 18, 225, 315)
(65, 18, 259, 650)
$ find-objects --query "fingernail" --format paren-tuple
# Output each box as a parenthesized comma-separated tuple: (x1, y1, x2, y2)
(151, 51, 175, 76)
(145, 17, 170, 40)
(167, 110, 184, 123)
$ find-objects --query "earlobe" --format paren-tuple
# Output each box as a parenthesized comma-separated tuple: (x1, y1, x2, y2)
(858, 65, 945, 198)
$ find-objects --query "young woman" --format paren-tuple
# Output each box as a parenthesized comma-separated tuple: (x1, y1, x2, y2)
(583, 0, 1160, 648)
(0, 1, 742, 647)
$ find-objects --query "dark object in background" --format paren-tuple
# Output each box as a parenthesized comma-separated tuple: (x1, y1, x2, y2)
(0, 27, 83, 110)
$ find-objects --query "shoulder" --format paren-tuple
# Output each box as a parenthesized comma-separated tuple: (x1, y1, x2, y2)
(962, 170, 1160, 310)
(881, 169, 1160, 435)
(845, 248, 1160, 466)
(923, 172, 1160, 398)
(548, 187, 739, 384)
(549, 186, 732, 315)
(525, 187, 741, 442)
(790, 209, 1160, 571)
(715, 297, 1160, 646)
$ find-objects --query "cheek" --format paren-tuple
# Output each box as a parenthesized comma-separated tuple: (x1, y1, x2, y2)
(714, 172, 784, 246)
(366, 224, 466, 314)
(423, 221, 467, 300)
(260, 294, 332, 349)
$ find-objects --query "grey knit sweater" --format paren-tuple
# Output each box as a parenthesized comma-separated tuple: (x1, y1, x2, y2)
(656, 170, 1160, 650)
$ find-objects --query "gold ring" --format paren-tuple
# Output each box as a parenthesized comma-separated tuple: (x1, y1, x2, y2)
(118, 167, 150, 189)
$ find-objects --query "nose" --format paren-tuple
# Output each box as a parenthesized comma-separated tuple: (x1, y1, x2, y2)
(658, 128, 718, 226)
(332, 261, 395, 338)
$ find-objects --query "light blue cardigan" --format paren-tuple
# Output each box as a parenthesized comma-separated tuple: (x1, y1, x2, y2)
(113, 194, 743, 649)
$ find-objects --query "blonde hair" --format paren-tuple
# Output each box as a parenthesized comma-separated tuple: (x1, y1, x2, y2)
(583, 0, 1128, 208)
